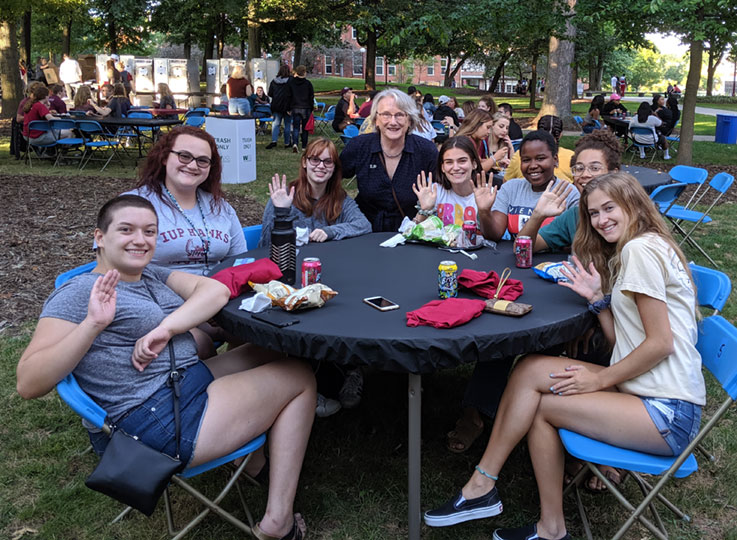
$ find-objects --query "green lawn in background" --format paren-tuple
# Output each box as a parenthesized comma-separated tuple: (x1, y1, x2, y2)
(696, 102, 737, 112)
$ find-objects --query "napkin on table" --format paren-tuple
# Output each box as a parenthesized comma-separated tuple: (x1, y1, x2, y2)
(458, 269, 524, 301)
(406, 298, 486, 328)
(211, 258, 283, 299)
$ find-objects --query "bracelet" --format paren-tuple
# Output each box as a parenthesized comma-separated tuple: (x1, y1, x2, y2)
(414, 204, 437, 217)
(587, 294, 612, 315)
(475, 465, 498, 481)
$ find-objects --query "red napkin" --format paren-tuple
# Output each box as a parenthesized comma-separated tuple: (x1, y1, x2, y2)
(211, 258, 283, 299)
(458, 269, 524, 301)
(406, 298, 486, 328)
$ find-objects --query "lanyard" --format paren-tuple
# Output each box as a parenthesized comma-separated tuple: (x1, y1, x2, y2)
(163, 187, 210, 272)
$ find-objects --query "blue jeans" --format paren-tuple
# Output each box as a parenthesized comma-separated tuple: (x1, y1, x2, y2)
(641, 397, 702, 455)
(89, 362, 214, 466)
(271, 111, 292, 144)
(229, 97, 251, 116)
(291, 108, 311, 149)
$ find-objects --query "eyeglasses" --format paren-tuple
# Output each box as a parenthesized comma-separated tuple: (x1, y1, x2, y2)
(377, 111, 408, 121)
(306, 156, 335, 168)
(171, 150, 212, 168)
(572, 163, 606, 176)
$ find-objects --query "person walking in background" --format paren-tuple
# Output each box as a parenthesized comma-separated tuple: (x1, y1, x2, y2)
(266, 64, 292, 149)
(619, 74, 627, 96)
(288, 65, 314, 153)
(226, 65, 252, 116)
(117, 61, 134, 97)
(611, 75, 619, 94)
(59, 53, 83, 100)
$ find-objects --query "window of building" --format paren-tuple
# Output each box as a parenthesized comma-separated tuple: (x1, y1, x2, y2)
(325, 56, 332, 75)
(352, 28, 357, 40)
(353, 51, 363, 76)
(427, 62, 434, 76)
(376, 57, 384, 76)
(388, 64, 396, 76)
(440, 58, 448, 71)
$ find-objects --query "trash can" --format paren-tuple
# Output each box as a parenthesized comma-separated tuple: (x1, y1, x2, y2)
(715, 114, 737, 144)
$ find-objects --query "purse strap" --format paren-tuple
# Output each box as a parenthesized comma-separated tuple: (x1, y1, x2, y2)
(378, 152, 406, 219)
(167, 340, 182, 460)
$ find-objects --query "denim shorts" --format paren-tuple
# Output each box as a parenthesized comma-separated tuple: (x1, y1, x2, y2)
(89, 362, 214, 466)
(641, 397, 702, 456)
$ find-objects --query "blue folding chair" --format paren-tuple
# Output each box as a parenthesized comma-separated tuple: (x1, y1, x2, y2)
(49, 119, 85, 167)
(242, 224, 262, 250)
(56, 373, 266, 539)
(510, 138, 523, 152)
(560, 315, 737, 540)
(340, 123, 360, 145)
(574, 115, 584, 133)
(664, 172, 734, 267)
(119, 110, 157, 147)
(628, 125, 660, 162)
(55, 261, 97, 288)
(666, 119, 680, 153)
(184, 115, 206, 128)
(23, 120, 58, 167)
(668, 165, 708, 210)
(648, 182, 687, 214)
(77, 119, 125, 171)
(689, 263, 731, 315)
(315, 105, 335, 135)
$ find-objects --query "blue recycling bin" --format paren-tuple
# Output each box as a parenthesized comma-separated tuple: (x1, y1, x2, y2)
(715, 114, 737, 144)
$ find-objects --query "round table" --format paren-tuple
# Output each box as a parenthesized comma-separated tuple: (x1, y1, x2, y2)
(622, 164, 671, 194)
(212, 233, 595, 540)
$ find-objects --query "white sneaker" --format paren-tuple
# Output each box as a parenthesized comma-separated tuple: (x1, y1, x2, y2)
(639, 150, 646, 159)
(316, 393, 341, 417)
(339, 369, 364, 409)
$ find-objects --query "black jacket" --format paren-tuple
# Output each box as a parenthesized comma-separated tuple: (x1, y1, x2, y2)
(288, 76, 314, 110)
(268, 76, 292, 114)
(433, 104, 459, 126)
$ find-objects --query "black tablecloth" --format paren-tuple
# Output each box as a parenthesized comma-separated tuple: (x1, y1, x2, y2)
(212, 233, 594, 374)
(622, 164, 671, 194)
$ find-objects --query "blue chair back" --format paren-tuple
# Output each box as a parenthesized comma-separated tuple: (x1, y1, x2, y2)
(242, 224, 262, 250)
(343, 124, 359, 138)
(669, 165, 707, 186)
(55, 261, 97, 289)
(574, 115, 583, 125)
(697, 316, 737, 400)
(709, 171, 735, 195)
(431, 120, 445, 131)
(76, 120, 105, 135)
(631, 126, 657, 145)
(689, 263, 731, 313)
(193, 107, 210, 115)
(127, 111, 153, 119)
(49, 119, 77, 131)
(184, 116, 206, 128)
(56, 373, 110, 431)
(511, 138, 523, 151)
(28, 120, 52, 133)
(649, 182, 687, 212)
(185, 109, 206, 118)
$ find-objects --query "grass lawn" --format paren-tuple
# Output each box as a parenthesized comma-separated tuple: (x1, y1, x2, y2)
(696, 102, 737, 112)
(3, 123, 737, 538)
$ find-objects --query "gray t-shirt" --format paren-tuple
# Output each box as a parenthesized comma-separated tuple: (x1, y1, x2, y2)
(124, 187, 247, 275)
(40, 265, 200, 421)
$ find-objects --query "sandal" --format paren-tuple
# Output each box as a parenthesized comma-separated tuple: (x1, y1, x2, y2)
(254, 513, 306, 540)
(563, 459, 585, 487)
(586, 465, 622, 493)
(446, 414, 484, 454)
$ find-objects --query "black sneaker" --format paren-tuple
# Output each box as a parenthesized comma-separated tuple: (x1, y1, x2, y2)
(284, 144, 291, 149)
(493, 523, 571, 540)
(424, 486, 502, 527)
(266, 142, 277, 149)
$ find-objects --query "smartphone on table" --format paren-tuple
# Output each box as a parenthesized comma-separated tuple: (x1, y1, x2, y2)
(363, 296, 399, 311)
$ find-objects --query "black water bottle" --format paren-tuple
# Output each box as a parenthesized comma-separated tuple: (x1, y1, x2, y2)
(270, 215, 296, 285)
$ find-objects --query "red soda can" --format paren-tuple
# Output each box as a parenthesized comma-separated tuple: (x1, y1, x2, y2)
(514, 236, 533, 268)
(301, 257, 322, 287)
(463, 220, 477, 246)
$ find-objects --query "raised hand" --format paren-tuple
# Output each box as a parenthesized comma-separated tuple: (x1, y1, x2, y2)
(412, 170, 437, 211)
(86, 270, 119, 329)
(557, 255, 604, 303)
(309, 228, 328, 242)
(268, 173, 295, 208)
(472, 170, 497, 211)
(132, 325, 173, 372)
(533, 180, 573, 219)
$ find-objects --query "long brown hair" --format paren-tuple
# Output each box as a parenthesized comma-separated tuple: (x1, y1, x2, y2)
(73, 85, 92, 109)
(572, 172, 692, 293)
(456, 109, 492, 140)
(135, 126, 225, 211)
(290, 137, 345, 223)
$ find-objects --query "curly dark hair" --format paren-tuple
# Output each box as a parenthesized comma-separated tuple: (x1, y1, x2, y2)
(135, 126, 224, 211)
(571, 129, 622, 171)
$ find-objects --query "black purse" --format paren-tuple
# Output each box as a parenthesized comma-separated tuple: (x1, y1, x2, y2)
(85, 342, 186, 516)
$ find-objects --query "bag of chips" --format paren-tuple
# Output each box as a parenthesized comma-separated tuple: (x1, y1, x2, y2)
(533, 262, 570, 283)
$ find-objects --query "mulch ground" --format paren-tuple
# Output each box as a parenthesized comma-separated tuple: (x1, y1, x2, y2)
(0, 173, 263, 333)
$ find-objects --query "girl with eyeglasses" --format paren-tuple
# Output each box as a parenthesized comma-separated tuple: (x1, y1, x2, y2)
(124, 126, 247, 357)
(260, 137, 371, 247)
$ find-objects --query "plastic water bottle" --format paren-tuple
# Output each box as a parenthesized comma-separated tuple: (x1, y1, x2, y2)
(270, 216, 296, 284)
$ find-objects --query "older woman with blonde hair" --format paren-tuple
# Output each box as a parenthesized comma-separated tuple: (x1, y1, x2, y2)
(340, 88, 438, 232)
(226, 64, 253, 116)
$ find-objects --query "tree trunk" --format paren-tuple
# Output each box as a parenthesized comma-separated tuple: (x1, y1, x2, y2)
(364, 30, 376, 90)
(201, 31, 214, 81)
(21, 10, 31, 67)
(571, 62, 578, 99)
(240, 40, 245, 59)
(588, 58, 596, 91)
(62, 18, 72, 56)
(529, 53, 538, 109)
(536, 0, 576, 128)
(444, 55, 465, 87)
(184, 33, 191, 60)
(217, 13, 225, 59)
(595, 55, 604, 91)
(706, 45, 725, 97)
(293, 40, 303, 68)
(107, 19, 117, 54)
(247, 1, 261, 62)
(488, 52, 511, 94)
(677, 39, 702, 166)
(1, 20, 23, 119)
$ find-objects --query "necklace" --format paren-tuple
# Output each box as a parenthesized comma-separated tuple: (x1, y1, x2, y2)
(163, 186, 211, 272)
(381, 145, 404, 159)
